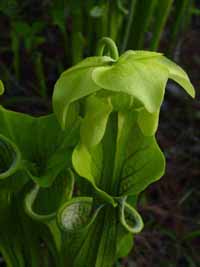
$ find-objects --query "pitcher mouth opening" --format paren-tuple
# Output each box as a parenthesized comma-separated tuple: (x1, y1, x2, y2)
(0, 134, 21, 179)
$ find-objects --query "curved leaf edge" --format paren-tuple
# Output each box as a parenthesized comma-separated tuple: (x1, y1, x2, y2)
(0, 134, 22, 180)
(57, 197, 104, 233)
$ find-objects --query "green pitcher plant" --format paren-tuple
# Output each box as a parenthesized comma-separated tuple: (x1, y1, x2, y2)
(0, 100, 79, 266)
(53, 37, 195, 266)
(0, 37, 195, 267)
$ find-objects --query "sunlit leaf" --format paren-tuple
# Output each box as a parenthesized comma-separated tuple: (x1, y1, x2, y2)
(153, 55, 195, 98)
(92, 51, 169, 113)
(80, 94, 113, 147)
(72, 143, 115, 205)
(53, 56, 114, 129)
(137, 109, 160, 136)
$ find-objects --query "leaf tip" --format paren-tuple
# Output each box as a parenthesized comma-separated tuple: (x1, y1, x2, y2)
(0, 80, 5, 95)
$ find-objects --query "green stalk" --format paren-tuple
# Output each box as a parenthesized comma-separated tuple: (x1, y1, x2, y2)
(168, 0, 193, 55)
(71, 5, 84, 64)
(16, 196, 41, 267)
(130, 0, 158, 49)
(59, 4, 68, 67)
(101, 1, 110, 37)
(11, 32, 20, 80)
(34, 53, 47, 99)
(150, 0, 173, 51)
(62, 29, 68, 68)
(0, 241, 18, 267)
(82, 1, 93, 55)
(121, 0, 137, 52)
(109, 1, 124, 43)
(182, 0, 195, 35)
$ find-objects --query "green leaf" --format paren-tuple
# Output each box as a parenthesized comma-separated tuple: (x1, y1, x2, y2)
(94, 207, 117, 267)
(72, 143, 115, 205)
(110, 92, 134, 111)
(50, 44, 195, 267)
(0, 106, 80, 188)
(111, 109, 164, 195)
(53, 56, 114, 129)
(61, 206, 118, 267)
(150, 0, 173, 50)
(92, 51, 169, 113)
(24, 169, 75, 255)
(0, 190, 43, 267)
(137, 109, 159, 136)
(0, 80, 4, 95)
(80, 94, 113, 147)
(116, 231, 133, 259)
(74, 102, 165, 200)
(153, 56, 195, 98)
(63, 56, 114, 73)
(0, 134, 21, 178)
(0, 134, 27, 192)
(119, 126, 165, 195)
(111, 111, 137, 185)
(25, 170, 74, 222)
(53, 50, 195, 134)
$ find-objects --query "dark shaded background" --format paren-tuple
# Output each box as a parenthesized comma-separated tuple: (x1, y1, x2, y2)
(127, 6, 200, 267)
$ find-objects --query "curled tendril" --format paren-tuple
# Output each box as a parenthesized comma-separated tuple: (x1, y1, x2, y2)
(57, 193, 143, 235)
(117, 0, 129, 15)
(24, 184, 56, 222)
(118, 197, 144, 234)
(24, 170, 75, 253)
(96, 37, 119, 60)
(24, 185, 63, 254)
(24, 155, 143, 236)
(24, 168, 75, 223)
